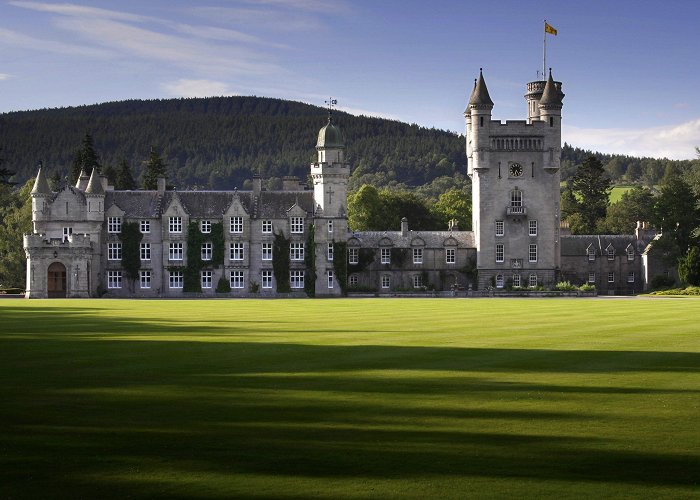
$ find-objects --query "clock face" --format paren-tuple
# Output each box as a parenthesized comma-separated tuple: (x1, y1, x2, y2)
(509, 163, 523, 177)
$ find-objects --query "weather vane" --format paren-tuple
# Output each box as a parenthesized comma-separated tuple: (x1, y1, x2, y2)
(325, 97, 337, 119)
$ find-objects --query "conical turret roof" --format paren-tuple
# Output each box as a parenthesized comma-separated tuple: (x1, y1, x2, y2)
(85, 167, 104, 194)
(31, 164, 51, 195)
(539, 69, 564, 107)
(468, 69, 494, 108)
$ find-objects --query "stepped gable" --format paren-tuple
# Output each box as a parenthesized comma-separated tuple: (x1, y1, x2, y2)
(350, 230, 475, 248)
(105, 191, 161, 217)
(560, 234, 644, 256)
(257, 191, 315, 218)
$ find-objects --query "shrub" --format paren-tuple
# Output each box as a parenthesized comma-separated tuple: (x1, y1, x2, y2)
(579, 284, 596, 292)
(554, 281, 578, 291)
(650, 275, 676, 290)
(215, 277, 230, 293)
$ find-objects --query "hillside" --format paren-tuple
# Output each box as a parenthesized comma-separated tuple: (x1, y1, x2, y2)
(0, 96, 693, 192)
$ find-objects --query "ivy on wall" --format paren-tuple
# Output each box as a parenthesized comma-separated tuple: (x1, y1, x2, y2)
(182, 220, 225, 293)
(332, 241, 347, 295)
(390, 247, 409, 268)
(211, 222, 225, 266)
(304, 223, 316, 297)
(119, 222, 143, 283)
(272, 231, 290, 293)
(349, 248, 376, 274)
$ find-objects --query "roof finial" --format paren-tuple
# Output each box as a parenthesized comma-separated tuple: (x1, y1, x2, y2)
(324, 97, 337, 122)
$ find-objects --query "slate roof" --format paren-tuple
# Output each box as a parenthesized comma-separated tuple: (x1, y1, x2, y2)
(560, 235, 647, 256)
(31, 166, 51, 195)
(539, 70, 564, 107)
(257, 190, 315, 218)
(350, 230, 475, 248)
(467, 69, 494, 108)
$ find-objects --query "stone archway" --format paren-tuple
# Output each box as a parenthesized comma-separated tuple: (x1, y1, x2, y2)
(47, 262, 67, 298)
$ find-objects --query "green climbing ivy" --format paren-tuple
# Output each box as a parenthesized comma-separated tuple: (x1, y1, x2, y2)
(332, 241, 347, 296)
(273, 230, 290, 293)
(119, 222, 142, 283)
(182, 220, 225, 292)
(304, 223, 316, 297)
(211, 222, 224, 266)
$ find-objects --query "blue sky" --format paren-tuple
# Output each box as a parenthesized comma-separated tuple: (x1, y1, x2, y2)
(1, 0, 699, 159)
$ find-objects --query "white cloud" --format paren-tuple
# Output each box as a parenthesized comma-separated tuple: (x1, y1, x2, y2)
(190, 7, 323, 32)
(162, 79, 233, 98)
(0, 73, 11, 80)
(0, 27, 112, 57)
(339, 105, 401, 122)
(8, 1, 148, 22)
(172, 23, 287, 49)
(563, 119, 700, 160)
(244, 0, 351, 14)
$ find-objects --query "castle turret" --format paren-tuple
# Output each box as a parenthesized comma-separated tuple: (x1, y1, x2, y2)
(84, 167, 105, 221)
(310, 114, 349, 217)
(537, 69, 564, 171)
(465, 69, 494, 175)
(76, 169, 89, 191)
(31, 163, 52, 225)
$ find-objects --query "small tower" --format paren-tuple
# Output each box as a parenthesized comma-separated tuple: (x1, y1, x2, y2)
(75, 168, 89, 191)
(84, 167, 105, 222)
(31, 163, 52, 227)
(465, 69, 494, 176)
(310, 103, 349, 217)
(538, 69, 564, 172)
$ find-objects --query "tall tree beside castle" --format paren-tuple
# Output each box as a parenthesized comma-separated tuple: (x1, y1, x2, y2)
(564, 155, 612, 233)
(142, 147, 167, 190)
(0, 178, 32, 287)
(70, 133, 101, 184)
(116, 159, 137, 190)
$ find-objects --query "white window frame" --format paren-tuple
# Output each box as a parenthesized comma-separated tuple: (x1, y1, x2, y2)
(230, 270, 245, 289)
(528, 273, 538, 287)
(381, 248, 391, 264)
(495, 220, 504, 237)
(169, 216, 182, 234)
(140, 242, 151, 261)
(510, 189, 523, 207)
(140, 220, 150, 233)
(328, 220, 333, 233)
(512, 274, 521, 287)
(348, 248, 359, 265)
(496, 244, 504, 263)
(327, 242, 334, 261)
(608, 272, 615, 283)
(529, 244, 537, 263)
(169, 242, 183, 261)
(107, 217, 122, 234)
(290, 242, 304, 261)
(201, 270, 212, 289)
(290, 217, 304, 234)
(627, 247, 635, 261)
(107, 270, 122, 289)
(446, 248, 456, 264)
(349, 274, 358, 286)
(201, 242, 213, 261)
(169, 271, 183, 289)
(588, 248, 595, 261)
(627, 272, 635, 283)
(413, 248, 423, 264)
(230, 216, 243, 234)
(290, 270, 305, 289)
(62, 227, 73, 243)
(588, 272, 596, 283)
(413, 274, 423, 289)
(200, 220, 211, 233)
(495, 274, 504, 288)
(230, 242, 244, 261)
(261, 242, 272, 261)
(140, 270, 151, 289)
(381, 274, 391, 289)
(327, 270, 334, 289)
(261, 220, 272, 234)
(529, 220, 538, 237)
(607, 247, 615, 261)
(261, 270, 273, 289)
(108, 242, 122, 261)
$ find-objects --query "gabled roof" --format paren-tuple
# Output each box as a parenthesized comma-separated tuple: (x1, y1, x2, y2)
(350, 230, 475, 249)
(560, 235, 644, 256)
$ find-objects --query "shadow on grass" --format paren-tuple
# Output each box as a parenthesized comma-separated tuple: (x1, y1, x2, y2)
(1, 305, 699, 498)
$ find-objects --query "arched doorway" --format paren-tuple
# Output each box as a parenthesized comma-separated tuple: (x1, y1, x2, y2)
(47, 262, 67, 298)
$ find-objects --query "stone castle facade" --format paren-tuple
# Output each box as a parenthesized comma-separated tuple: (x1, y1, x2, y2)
(24, 70, 661, 298)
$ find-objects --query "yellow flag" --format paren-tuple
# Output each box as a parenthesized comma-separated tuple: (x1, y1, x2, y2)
(545, 22, 557, 35)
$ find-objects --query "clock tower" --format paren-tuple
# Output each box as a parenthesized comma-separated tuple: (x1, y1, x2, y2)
(466, 69, 564, 289)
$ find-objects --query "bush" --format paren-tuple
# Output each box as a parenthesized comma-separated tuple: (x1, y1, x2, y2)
(579, 284, 596, 292)
(554, 281, 578, 291)
(215, 277, 230, 293)
(650, 286, 700, 296)
(650, 275, 676, 290)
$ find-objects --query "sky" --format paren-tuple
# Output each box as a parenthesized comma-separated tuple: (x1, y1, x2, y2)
(1, 0, 699, 160)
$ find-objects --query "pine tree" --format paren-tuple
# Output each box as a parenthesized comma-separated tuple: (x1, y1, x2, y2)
(142, 146, 168, 190)
(567, 155, 612, 233)
(116, 159, 136, 190)
(70, 133, 101, 184)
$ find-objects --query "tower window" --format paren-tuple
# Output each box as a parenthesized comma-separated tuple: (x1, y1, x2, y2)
(549, 117, 554, 127)
(510, 189, 523, 207)
(480, 116, 484, 127)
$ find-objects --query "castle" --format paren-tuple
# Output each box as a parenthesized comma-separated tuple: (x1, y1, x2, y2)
(23, 70, 660, 298)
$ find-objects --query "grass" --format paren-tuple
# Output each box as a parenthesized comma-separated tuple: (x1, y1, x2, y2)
(1, 298, 699, 499)
(609, 185, 635, 204)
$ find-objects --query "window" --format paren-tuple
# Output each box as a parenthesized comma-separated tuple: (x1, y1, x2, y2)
(446, 248, 456, 264)
(169, 242, 183, 261)
(108, 217, 122, 233)
(381, 248, 391, 264)
(529, 244, 537, 263)
(327, 243, 334, 261)
(495, 274, 504, 288)
(413, 248, 423, 264)
(62, 227, 73, 243)
(627, 247, 635, 261)
(201, 270, 212, 289)
(140, 243, 151, 261)
(200, 220, 211, 233)
(588, 248, 595, 261)
(140, 220, 150, 233)
(261, 270, 273, 289)
(495, 220, 504, 237)
(608, 272, 615, 283)
(290, 217, 304, 234)
(290, 270, 304, 288)
(529, 220, 538, 236)
(327, 270, 334, 289)
(607, 247, 615, 260)
(262, 220, 272, 234)
(230, 216, 243, 233)
(627, 272, 635, 283)
(588, 272, 596, 283)
(348, 248, 359, 264)
(381, 275, 391, 289)
(140, 270, 151, 289)
(230, 270, 244, 289)
(108, 242, 122, 260)
(328, 220, 333, 233)
(107, 271, 122, 289)
(230, 242, 244, 261)
(169, 216, 182, 233)
(496, 244, 504, 263)
(290, 242, 304, 261)
(262, 243, 272, 261)
(512, 274, 521, 287)
(413, 274, 423, 288)
(510, 189, 523, 207)
(201, 242, 212, 261)
(349, 274, 358, 286)
(528, 274, 538, 287)
(169, 271, 183, 288)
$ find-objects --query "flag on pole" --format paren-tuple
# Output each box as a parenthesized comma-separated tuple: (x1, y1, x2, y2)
(545, 22, 557, 35)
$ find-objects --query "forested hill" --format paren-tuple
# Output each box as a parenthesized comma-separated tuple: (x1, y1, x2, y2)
(0, 95, 693, 191)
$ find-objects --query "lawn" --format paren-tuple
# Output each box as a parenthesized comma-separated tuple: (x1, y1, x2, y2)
(1, 298, 699, 499)
(609, 185, 635, 204)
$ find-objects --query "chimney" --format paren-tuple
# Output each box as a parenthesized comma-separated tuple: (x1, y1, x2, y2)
(448, 218, 459, 231)
(100, 174, 112, 191)
(252, 174, 262, 198)
(401, 217, 409, 237)
(282, 176, 300, 191)
(157, 176, 166, 193)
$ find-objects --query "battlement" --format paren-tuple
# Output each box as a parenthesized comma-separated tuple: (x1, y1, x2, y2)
(24, 233, 92, 249)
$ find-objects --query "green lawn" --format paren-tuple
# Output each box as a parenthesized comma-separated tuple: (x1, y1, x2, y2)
(1, 298, 699, 499)
(609, 185, 635, 204)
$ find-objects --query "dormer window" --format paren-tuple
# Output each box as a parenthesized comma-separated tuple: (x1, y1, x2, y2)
(108, 217, 122, 233)
(290, 217, 304, 234)
(627, 246, 634, 261)
(587, 247, 595, 261)
(607, 246, 615, 261)
(169, 216, 182, 233)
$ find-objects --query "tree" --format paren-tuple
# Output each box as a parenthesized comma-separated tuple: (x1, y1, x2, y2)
(652, 177, 700, 255)
(0, 179, 33, 287)
(48, 170, 62, 191)
(102, 165, 117, 187)
(116, 159, 136, 190)
(380, 189, 437, 231)
(142, 147, 168, 190)
(432, 188, 471, 230)
(0, 147, 16, 186)
(678, 246, 700, 286)
(565, 155, 612, 233)
(70, 133, 101, 184)
(348, 184, 383, 231)
(598, 186, 655, 234)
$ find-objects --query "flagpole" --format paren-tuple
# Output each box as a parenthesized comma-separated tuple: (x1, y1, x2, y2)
(543, 19, 547, 81)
